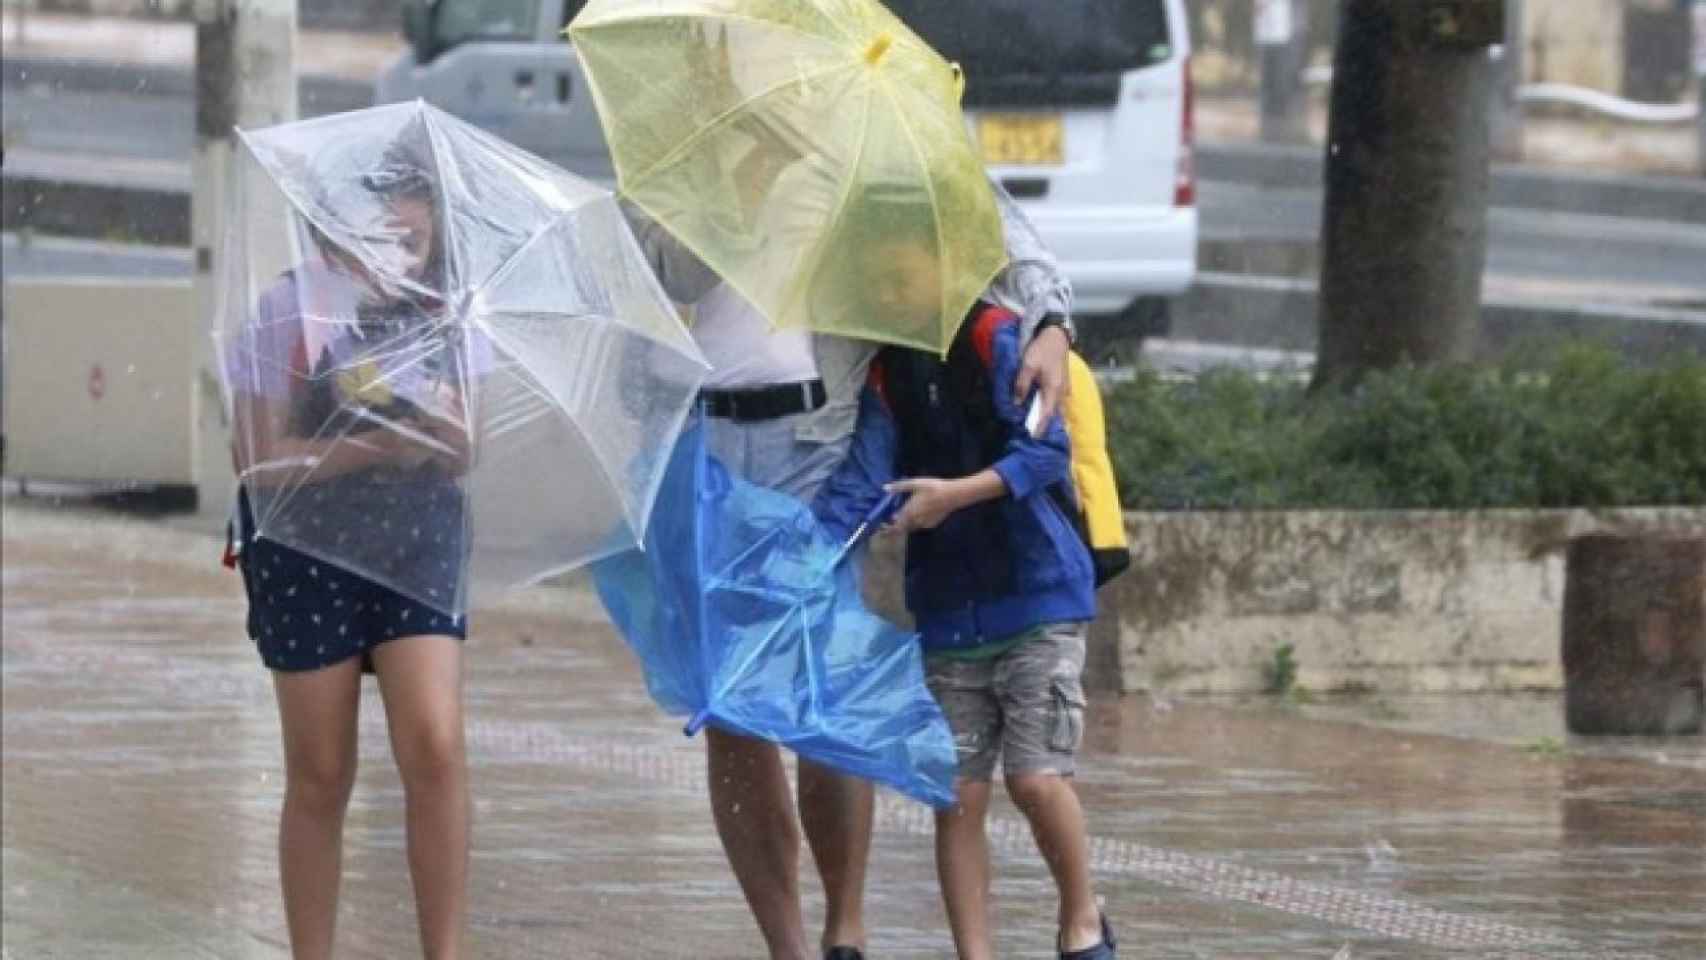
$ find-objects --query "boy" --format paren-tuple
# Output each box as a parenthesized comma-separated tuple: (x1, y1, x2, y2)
(813, 199, 1114, 960)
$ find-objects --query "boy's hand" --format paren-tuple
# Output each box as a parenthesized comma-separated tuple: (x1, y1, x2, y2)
(1015, 324, 1071, 437)
(884, 478, 961, 532)
(885, 470, 1007, 533)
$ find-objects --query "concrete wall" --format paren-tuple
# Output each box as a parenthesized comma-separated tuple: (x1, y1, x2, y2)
(865, 507, 1706, 696)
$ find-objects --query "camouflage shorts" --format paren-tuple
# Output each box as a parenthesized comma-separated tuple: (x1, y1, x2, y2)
(924, 622, 1089, 781)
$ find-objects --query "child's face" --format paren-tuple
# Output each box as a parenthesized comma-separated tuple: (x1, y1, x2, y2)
(863, 240, 942, 335)
(384, 195, 436, 282)
(343, 194, 436, 302)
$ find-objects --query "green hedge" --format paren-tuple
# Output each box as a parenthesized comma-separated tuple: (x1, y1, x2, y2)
(1104, 345, 1706, 510)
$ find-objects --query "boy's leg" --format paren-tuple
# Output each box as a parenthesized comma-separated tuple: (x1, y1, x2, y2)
(1004, 773, 1101, 952)
(273, 657, 363, 960)
(706, 726, 811, 960)
(372, 635, 469, 960)
(935, 779, 996, 960)
(994, 624, 1104, 952)
(798, 760, 873, 953)
(925, 655, 1003, 960)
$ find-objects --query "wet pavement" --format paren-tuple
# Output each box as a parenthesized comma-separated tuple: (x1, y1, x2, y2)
(3, 497, 1703, 958)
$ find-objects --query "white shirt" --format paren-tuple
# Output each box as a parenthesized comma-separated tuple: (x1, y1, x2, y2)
(693, 282, 820, 389)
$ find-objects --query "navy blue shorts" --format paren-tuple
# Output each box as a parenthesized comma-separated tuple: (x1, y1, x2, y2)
(236, 484, 467, 673)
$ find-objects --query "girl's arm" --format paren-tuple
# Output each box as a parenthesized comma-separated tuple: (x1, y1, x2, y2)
(233, 390, 429, 488)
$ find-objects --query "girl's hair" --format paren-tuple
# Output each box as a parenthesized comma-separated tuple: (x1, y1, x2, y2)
(361, 160, 436, 205)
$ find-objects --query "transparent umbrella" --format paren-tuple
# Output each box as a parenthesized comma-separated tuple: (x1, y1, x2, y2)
(219, 100, 710, 617)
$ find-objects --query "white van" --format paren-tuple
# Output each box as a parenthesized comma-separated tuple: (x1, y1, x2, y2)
(377, 0, 1196, 344)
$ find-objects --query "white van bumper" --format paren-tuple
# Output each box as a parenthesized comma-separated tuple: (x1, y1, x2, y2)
(1021, 204, 1198, 314)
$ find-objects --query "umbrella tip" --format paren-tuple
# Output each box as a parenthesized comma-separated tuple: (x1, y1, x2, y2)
(685, 709, 711, 737)
(863, 33, 893, 67)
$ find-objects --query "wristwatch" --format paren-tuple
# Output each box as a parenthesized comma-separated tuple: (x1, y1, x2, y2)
(1035, 311, 1075, 347)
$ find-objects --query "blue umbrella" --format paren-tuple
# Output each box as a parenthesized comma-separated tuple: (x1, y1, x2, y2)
(592, 419, 957, 808)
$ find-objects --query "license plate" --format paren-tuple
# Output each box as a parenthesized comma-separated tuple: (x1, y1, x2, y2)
(978, 114, 1064, 166)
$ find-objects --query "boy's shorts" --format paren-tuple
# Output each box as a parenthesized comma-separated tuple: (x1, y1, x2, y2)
(924, 622, 1089, 781)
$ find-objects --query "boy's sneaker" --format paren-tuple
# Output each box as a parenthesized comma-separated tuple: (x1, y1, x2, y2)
(824, 948, 864, 960)
(1058, 913, 1116, 960)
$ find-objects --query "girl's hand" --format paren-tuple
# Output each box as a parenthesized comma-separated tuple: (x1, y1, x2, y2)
(357, 426, 436, 471)
(418, 413, 473, 477)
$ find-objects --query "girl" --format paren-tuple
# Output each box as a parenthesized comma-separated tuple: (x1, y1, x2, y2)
(227, 159, 472, 959)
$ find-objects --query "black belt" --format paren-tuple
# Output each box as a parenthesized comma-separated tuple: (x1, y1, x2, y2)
(700, 379, 827, 422)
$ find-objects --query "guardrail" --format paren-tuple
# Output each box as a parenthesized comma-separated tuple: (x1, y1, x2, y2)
(1300, 65, 1699, 126)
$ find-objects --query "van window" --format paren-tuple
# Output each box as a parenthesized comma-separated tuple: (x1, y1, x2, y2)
(884, 0, 1172, 105)
(430, 0, 538, 50)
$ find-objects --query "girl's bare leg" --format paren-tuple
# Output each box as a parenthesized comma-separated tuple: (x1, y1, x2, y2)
(274, 658, 363, 960)
(373, 635, 469, 960)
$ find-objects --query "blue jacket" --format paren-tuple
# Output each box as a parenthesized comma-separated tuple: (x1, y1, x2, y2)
(814, 305, 1095, 653)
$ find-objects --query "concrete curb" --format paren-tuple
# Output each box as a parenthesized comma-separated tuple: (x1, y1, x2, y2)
(1176, 271, 1706, 362)
(5, 170, 1701, 364)
(1198, 140, 1706, 227)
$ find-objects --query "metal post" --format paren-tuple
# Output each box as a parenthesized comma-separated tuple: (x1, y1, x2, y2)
(1694, 0, 1705, 178)
(1257, 0, 1311, 143)
(192, 0, 297, 522)
(1489, 0, 1525, 161)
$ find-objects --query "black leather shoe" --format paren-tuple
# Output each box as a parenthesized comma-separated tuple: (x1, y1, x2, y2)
(824, 948, 865, 960)
(1059, 912, 1116, 960)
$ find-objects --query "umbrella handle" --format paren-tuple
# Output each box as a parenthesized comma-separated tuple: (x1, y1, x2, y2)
(831, 492, 907, 568)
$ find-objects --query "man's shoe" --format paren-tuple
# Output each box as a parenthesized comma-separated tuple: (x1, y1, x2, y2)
(824, 948, 865, 960)
(1059, 912, 1116, 960)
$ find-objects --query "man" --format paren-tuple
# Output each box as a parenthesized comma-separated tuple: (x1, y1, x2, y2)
(625, 176, 1075, 960)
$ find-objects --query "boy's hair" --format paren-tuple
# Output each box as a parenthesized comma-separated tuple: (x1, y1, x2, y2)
(847, 182, 941, 257)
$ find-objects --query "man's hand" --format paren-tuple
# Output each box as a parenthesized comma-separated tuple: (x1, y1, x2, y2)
(1015, 324, 1071, 437)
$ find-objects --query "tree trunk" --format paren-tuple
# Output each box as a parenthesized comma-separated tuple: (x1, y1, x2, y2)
(1562, 535, 1706, 737)
(1312, 0, 1494, 388)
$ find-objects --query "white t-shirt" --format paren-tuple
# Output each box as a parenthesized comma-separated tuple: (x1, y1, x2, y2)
(693, 282, 819, 389)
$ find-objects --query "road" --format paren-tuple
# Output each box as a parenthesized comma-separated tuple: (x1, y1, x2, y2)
(7, 79, 1706, 308)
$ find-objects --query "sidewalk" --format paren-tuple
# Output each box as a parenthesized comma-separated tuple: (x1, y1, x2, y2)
(4, 496, 1703, 958)
(1, 9, 402, 80)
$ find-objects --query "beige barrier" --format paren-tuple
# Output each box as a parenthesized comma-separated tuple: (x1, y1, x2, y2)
(3, 278, 200, 486)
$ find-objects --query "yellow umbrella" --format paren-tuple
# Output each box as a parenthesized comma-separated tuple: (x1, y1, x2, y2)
(567, 0, 1008, 354)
